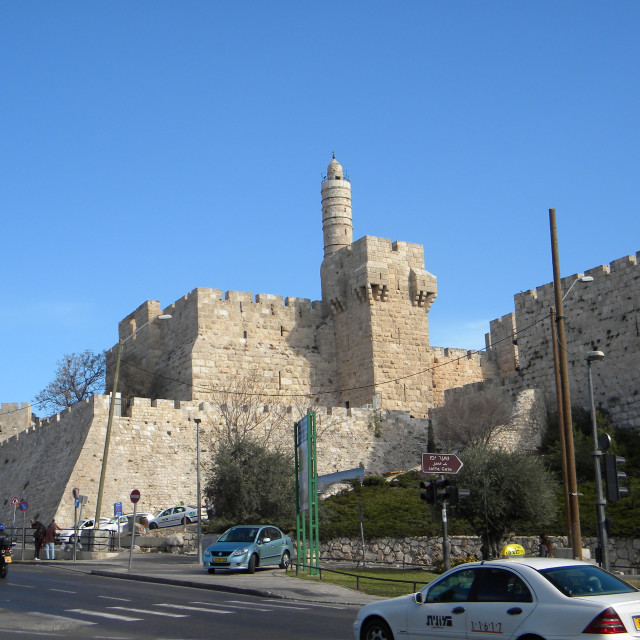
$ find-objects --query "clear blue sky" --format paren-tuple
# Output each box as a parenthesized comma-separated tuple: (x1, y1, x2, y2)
(2, 2, 639, 411)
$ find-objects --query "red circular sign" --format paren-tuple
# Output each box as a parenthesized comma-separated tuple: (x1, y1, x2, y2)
(130, 489, 141, 503)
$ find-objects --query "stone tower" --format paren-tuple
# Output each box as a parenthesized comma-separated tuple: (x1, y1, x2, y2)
(321, 154, 353, 258)
(320, 156, 439, 414)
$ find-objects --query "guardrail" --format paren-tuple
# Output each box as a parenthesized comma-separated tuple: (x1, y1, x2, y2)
(292, 561, 431, 593)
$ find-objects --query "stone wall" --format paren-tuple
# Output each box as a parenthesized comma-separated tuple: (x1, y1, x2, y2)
(320, 535, 640, 573)
(0, 403, 32, 440)
(486, 252, 640, 428)
(0, 394, 431, 528)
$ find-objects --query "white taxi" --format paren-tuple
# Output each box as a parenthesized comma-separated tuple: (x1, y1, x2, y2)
(353, 557, 640, 640)
(149, 506, 200, 529)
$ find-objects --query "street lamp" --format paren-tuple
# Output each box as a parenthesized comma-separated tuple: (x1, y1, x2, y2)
(194, 417, 203, 565)
(94, 314, 172, 528)
(562, 275, 593, 301)
(587, 349, 608, 569)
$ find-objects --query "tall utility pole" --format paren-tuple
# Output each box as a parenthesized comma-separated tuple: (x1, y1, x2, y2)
(549, 209, 582, 559)
(550, 307, 572, 545)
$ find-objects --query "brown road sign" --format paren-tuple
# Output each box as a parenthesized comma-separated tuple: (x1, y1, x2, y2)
(422, 453, 463, 474)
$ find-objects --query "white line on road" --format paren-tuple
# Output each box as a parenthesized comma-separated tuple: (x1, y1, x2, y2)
(109, 606, 187, 618)
(49, 588, 77, 594)
(29, 612, 96, 626)
(190, 601, 272, 612)
(98, 595, 132, 601)
(66, 609, 142, 622)
(226, 599, 310, 610)
(155, 603, 233, 614)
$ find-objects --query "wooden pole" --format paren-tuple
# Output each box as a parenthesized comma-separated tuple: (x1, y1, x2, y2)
(549, 209, 582, 559)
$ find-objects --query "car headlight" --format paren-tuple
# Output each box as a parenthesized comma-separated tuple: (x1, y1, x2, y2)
(230, 547, 249, 557)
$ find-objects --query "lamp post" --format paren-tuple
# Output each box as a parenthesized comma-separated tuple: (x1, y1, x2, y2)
(587, 350, 608, 570)
(562, 276, 593, 302)
(194, 417, 203, 565)
(94, 314, 172, 528)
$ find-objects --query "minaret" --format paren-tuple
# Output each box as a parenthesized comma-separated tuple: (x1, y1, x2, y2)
(321, 154, 353, 258)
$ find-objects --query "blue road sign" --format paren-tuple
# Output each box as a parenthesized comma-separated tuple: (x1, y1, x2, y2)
(114, 502, 123, 516)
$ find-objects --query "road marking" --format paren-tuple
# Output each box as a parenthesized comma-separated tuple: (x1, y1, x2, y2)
(98, 595, 132, 601)
(190, 601, 272, 612)
(49, 588, 77, 594)
(29, 612, 96, 626)
(109, 606, 187, 618)
(66, 609, 142, 622)
(155, 603, 233, 614)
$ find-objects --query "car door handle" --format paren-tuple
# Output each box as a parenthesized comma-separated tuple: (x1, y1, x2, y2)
(507, 608, 523, 615)
(451, 607, 465, 614)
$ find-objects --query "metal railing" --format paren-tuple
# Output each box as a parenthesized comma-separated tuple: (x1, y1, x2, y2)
(292, 561, 431, 593)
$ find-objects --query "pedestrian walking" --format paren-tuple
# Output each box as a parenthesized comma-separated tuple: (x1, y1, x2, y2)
(44, 519, 60, 560)
(538, 533, 554, 557)
(32, 520, 45, 561)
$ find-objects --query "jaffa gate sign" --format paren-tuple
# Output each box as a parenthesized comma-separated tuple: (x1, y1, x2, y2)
(421, 453, 463, 475)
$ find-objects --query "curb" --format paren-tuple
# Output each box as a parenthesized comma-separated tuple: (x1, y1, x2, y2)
(91, 569, 287, 601)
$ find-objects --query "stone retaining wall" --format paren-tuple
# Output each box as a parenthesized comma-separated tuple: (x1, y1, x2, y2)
(319, 536, 640, 573)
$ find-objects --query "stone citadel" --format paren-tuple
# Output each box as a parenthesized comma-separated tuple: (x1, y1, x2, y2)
(1, 156, 638, 527)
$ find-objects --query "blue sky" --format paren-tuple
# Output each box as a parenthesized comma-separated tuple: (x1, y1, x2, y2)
(2, 2, 639, 411)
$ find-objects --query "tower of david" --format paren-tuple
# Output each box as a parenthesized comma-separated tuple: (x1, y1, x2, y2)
(1, 156, 638, 526)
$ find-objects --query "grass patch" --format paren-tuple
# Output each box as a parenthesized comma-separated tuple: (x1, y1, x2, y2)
(288, 567, 437, 598)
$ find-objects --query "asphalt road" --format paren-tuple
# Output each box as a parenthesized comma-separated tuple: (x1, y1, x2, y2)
(0, 564, 358, 639)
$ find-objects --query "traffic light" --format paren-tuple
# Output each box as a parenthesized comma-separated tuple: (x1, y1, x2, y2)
(435, 478, 450, 503)
(420, 480, 436, 505)
(447, 487, 471, 504)
(604, 454, 628, 502)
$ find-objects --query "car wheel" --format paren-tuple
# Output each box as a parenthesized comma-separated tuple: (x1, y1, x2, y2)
(361, 617, 394, 640)
(181, 517, 191, 525)
(279, 551, 290, 570)
(149, 522, 158, 530)
(208, 568, 216, 574)
(247, 554, 257, 574)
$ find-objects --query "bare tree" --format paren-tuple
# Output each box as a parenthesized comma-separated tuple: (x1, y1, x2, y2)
(204, 373, 296, 449)
(433, 386, 514, 451)
(35, 350, 106, 415)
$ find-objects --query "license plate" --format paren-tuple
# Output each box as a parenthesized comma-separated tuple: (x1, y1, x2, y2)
(5, 557, 11, 563)
(633, 616, 640, 631)
(214, 557, 227, 563)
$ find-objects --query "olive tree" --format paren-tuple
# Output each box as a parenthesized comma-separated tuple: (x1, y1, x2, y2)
(205, 439, 295, 526)
(454, 444, 558, 558)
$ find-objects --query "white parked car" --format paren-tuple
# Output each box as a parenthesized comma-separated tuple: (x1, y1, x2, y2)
(353, 557, 640, 640)
(56, 518, 110, 544)
(149, 506, 201, 529)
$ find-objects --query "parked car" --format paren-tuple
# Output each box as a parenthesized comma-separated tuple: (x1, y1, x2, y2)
(353, 556, 640, 640)
(149, 506, 200, 529)
(56, 518, 110, 544)
(103, 513, 156, 534)
(203, 525, 293, 574)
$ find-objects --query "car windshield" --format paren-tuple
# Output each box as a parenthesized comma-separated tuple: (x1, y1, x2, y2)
(540, 565, 638, 597)
(218, 527, 259, 543)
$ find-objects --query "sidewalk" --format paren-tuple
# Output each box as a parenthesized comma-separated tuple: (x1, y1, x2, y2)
(23, 553, 382, 606)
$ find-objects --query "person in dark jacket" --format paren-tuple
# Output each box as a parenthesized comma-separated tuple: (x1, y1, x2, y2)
(32, 520, 45, 561)
(44, 519, 60, 560)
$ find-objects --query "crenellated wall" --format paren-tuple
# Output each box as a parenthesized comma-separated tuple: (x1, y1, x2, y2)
(0, 403, 33, 440)
(486, 252, 640, 427)
(0, 394, 430, 527)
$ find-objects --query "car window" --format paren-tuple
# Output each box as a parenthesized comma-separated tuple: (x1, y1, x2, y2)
(540, 566, 638, 597)
(426, 568, 476, 603)
(175, 507, 185, 513)
(219, 528, 259, 543)
(473, 568, 533, 603)
(159, 509, 171, 517)
(269, 528, 281, 541)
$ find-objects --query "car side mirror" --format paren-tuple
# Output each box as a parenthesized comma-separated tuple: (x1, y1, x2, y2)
(262, 537, 271, 543)
(414, 592, 425, 604)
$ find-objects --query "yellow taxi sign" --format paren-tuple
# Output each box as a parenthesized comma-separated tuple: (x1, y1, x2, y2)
(501, 543, 525, 557)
